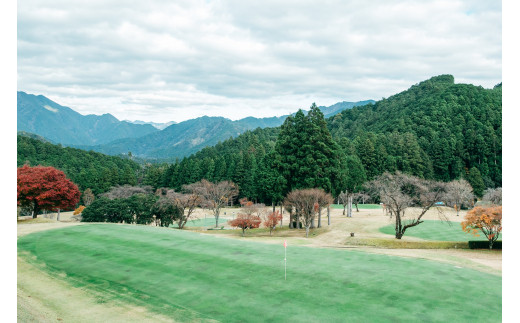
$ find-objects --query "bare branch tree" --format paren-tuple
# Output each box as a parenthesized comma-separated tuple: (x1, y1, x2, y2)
(338, 191, 349, 216)
(483, 187, 502, 205)
(352, 192, 370, 212)
(284, 188, 333, 237)
(445, 179, 475, 216)
(101, 185, 153, 200)
(82, 188, 95, 206)
(368, 172, 447, 239)
(184, 179, 238, 228)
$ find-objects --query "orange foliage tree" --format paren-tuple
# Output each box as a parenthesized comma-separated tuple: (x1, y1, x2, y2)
(461, 206, 502, 249)
(73, 205, 86, 215)
(263, 211, 283, 236)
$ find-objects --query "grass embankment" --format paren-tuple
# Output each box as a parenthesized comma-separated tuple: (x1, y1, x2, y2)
(18, 224, 501, 322)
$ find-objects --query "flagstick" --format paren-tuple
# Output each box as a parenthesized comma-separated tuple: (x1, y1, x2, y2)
(284, 242, 287, 280)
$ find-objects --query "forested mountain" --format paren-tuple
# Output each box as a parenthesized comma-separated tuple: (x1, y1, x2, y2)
(145, 75, 501, 202)
(18, 90, 371, 159)
(329, 75, 501, 187)
(84, 100, 372, 159)
(319, 100, 375, 118)
(17, 135, 144, 197)
(17, 91, 159, 145)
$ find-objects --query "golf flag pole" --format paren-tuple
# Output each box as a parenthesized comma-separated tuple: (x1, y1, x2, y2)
(284, 239, 287, 280)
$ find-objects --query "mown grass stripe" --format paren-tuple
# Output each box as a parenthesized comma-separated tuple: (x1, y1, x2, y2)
(18, 224, 501, 322)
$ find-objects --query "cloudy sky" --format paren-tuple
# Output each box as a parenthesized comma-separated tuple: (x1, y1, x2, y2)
(17, 0, 502, 123)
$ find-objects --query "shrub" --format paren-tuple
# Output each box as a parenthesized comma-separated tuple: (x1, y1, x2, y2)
(73, 205, 86, 215)
(468, 241, 502, 250)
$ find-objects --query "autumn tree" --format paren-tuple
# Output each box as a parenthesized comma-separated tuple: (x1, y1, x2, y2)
(263, 211, 283, 236)
(185, 179, 238, 228)
(445, 179, 475, 216)
(483, 187, 502, 205)
(368, 172, 447, 239)
(284, 188, 332, 237)
(17, 165, 81, 218)
(73, 205, 86, 215)
(82, 188, 95, 206)
(228, 214, 261, 236)
(461, 206, 502, 249)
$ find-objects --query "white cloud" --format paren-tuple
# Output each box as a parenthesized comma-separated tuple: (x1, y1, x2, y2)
(18, 0, 502, 123)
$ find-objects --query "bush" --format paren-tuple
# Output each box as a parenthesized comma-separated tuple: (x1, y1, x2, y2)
(73, 205, 86, 215)
(468, 240, 502, 250)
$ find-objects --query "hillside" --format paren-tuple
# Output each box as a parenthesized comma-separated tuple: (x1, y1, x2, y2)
(17, 91, 159, 146)
(151, 75, 501, 202)
(17, 135, 142, 196)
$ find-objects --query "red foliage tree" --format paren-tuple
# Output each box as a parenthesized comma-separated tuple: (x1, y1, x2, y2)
(17, 165, 81, 218)
(228, 214, 261, 237)
(263, 211, 283, 236)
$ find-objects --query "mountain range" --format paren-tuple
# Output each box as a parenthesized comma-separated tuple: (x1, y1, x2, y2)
(17, 92, 158, 146)
(17, 91, 373, 159)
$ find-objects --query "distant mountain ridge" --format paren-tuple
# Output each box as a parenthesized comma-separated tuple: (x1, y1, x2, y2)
(83, 101, 373, 159)
(124, 120, 177, 130)
(17, 91, 159, 146)
(17, 91, 374, 159)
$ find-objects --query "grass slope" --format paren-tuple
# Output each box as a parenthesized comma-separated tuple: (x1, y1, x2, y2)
(379, 220, 487, 241)
(18, 224, 501, 322)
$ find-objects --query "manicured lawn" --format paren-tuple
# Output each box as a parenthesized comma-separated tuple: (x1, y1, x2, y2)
(379, 220, 491, 241)
(330, 203, 381, 209)
(183, 216, 231, 228)
(18, 224, 501, 322)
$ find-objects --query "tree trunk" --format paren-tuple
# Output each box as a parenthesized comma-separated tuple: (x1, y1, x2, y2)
(347, 195, 353, 218)
(57, 209, 61, 221)
(272, 200, 275, 213)
(395, 214, 403, 239)
(215, 209, 220, 228)
(311, 216, 315, 229)
(343, 205, 346, 216)
(318, 208, 322, 228)
(327, 206, 330, 226)
(305, 225, 310, 238)
(289, 211, 294, 229)
(280, 203, 283, 226)
(355, 202, 359, 212)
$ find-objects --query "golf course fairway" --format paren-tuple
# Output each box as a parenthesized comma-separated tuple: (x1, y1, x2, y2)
(18, 224, 501, 322)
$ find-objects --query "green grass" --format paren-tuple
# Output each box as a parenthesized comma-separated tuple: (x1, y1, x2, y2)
(330, 203, 381, 209)
(18, 224, 501, 322)
(183, 216, 231, 228)
(379, 220, 493, 241)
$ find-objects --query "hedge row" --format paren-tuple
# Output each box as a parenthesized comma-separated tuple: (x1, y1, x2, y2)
(468, 240, 502, 249)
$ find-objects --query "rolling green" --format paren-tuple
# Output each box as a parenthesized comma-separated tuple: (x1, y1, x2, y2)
(18, 224, 501, 322)
(379, 220, 490, 241)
